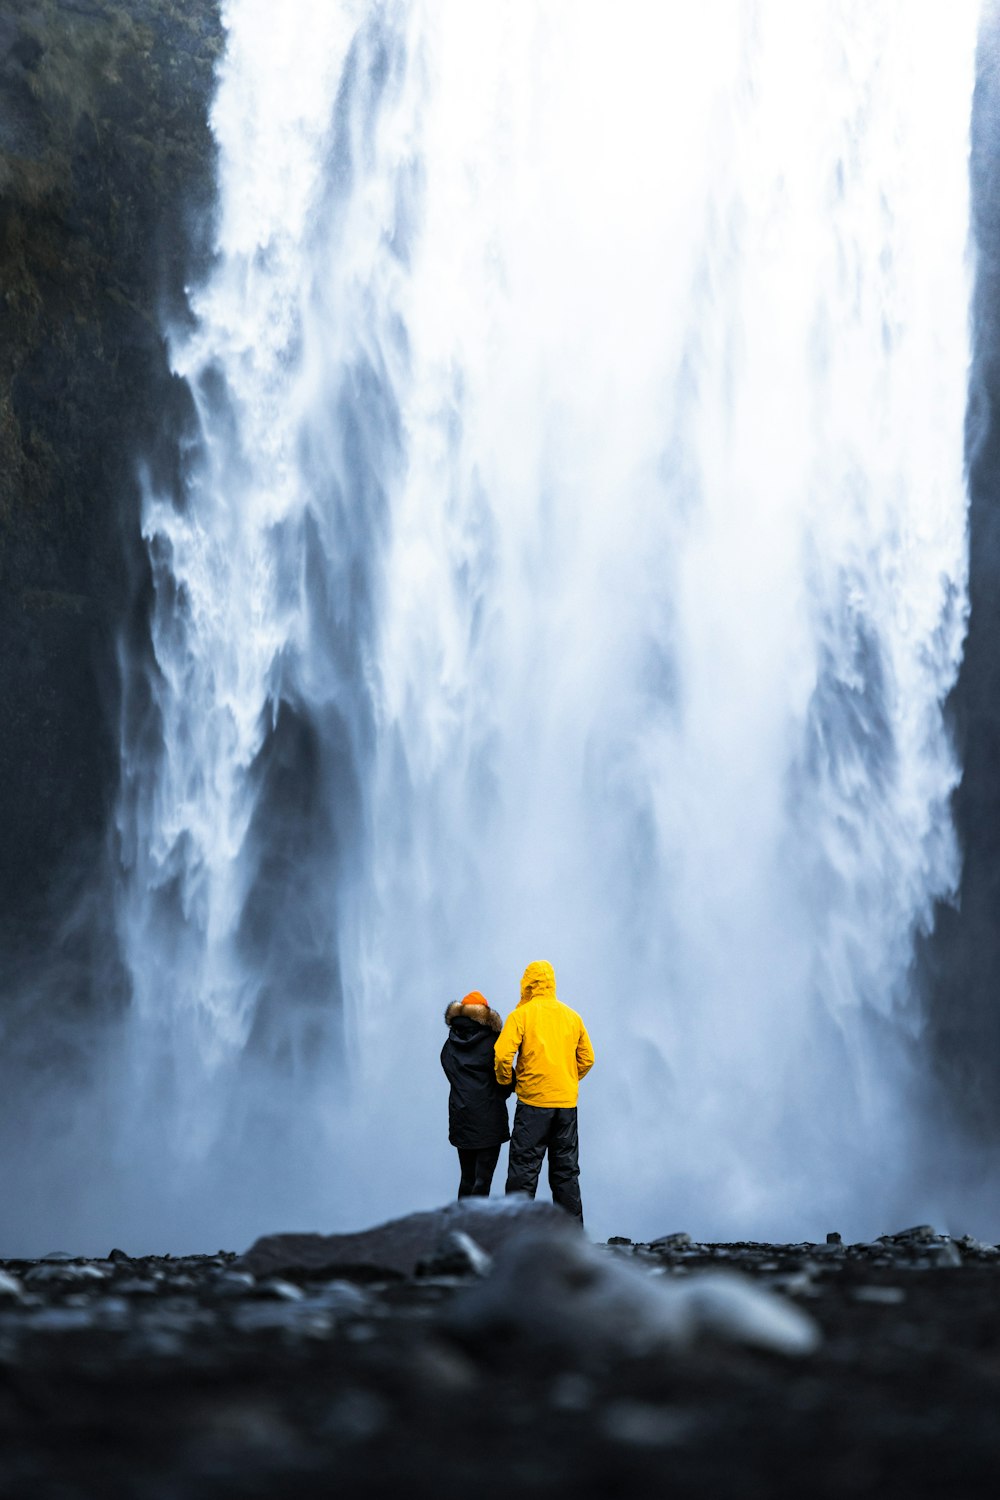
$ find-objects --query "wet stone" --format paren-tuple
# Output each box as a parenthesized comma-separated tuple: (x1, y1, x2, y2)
(0, 1271, 23, 1301)
(853, 1287, 906, 1305)
(649, 1232, 693, 1251)
(926, 1241, 963, 1268)
(602, 1400, 697, 1449)
(255, 1278, 305, 1301)
(885, 1225, 938, 1244)
(323, 1389, 387, 1442)
(415, 1229, 493, 1279)
(314, 1281, 373, 1317)
(24, 1263, 107, 1285)
(214, 1270, 257, 1297)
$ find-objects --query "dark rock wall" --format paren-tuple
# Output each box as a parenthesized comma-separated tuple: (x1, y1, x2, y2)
(925, 22, 1000, 1136)
(0, 1, 221, 952)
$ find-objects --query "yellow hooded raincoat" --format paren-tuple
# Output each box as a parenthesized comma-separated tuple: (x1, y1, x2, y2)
(494, 961, 594, 1108)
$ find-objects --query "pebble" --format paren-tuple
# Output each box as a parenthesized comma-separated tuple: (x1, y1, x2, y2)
(601, 1400, 695, 1448)
(649, 1232, 693, 1251)
(230, 1303, 332, 1336)
(0, 1271, 23, 1301)
(29, 1307, 98, 1332)
(256, 1278, 305, 1302)
(927, 1242, 963, 1269)
(93, 1297, 132, 1323)
(314, 1281, 372, 1316)
(407, 1342, 479, 1392)
(214, 1270, 257, 1297)
(416, 1230, 493, 1280)
(25, 1263, 107, 1285)
(323, 1390, 387, 1441)
(884, 1225, 938, 1244)
(448, 1229, 821, 1357)
(549, 1373, 594, 1412)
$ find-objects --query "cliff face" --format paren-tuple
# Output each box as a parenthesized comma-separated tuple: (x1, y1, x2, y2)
(925, 32, 1000, 1137)
(0, 0, 221, 942)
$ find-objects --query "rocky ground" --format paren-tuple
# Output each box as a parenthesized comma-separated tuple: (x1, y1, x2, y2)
(1, 1205, 999, 1499)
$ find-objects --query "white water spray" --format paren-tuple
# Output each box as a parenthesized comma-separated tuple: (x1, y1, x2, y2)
(113, 0, 976, 1247)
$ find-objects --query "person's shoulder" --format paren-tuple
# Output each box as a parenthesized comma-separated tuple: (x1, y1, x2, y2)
(557, 997, 584, 1022)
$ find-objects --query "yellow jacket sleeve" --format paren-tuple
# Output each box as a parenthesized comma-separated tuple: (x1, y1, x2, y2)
(576, 1022, 595, 1081)
(494, 1009, 524, 1086)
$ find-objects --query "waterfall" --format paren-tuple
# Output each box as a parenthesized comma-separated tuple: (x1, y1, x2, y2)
(113, 0, 977, 1247)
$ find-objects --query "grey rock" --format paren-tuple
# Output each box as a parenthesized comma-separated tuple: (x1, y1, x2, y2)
(549, 1373, 594, 1411)
(28, 1308, 97, 1332)
(0, 1270, 23, 1300)
(313, 1281, 373, 1316)
(601, 1400, 696, 1448)
(928, 1241, 963, 1268)
(92, 1297, 132, 1323)
(649, 1232, 692, 1251)
(25, 1262, 107, 1285)
(323, 1389, 388, 1442)
(255, 1278, 305, 1302)
(230, 1303, 332, 1336)
(417, 1231, 493, 1279)
(240, 1198, 576, 1280)
(447, 1229, 820, 1358)
(884, 1225, 938, 1244)
(957, 1235, 999, 1256)
(214, 1270, 257, 1297)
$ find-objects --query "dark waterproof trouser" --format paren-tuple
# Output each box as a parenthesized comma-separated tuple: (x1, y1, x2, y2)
(505, 1101, 583, 1222)
(457, 1144, 502, 1198)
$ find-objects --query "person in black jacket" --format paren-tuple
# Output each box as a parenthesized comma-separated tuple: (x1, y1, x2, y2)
(441, 991, 513, 1198)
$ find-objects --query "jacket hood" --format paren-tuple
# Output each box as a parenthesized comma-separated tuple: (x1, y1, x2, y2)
(519, 960, 556, 1006)
(445, 1001, 503, 1034)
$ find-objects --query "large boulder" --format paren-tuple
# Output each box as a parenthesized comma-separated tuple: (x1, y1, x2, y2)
(240, 1199, 577, 1280)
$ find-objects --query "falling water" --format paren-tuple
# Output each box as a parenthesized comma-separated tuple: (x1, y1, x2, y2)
(113, 0, 977, 1247)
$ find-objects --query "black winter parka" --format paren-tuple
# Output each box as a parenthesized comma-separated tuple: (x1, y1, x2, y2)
(441, 1006, 513, 1149)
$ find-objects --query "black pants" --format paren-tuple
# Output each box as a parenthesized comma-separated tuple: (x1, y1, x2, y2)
(457, 1143, 502, 1198)
(505, 1102, 583, 1222)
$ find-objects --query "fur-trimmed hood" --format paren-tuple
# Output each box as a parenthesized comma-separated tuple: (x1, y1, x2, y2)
(445, 1000, 503, 1034)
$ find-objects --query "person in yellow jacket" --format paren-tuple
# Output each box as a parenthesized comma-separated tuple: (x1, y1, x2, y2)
(494, 960, 594, 1223)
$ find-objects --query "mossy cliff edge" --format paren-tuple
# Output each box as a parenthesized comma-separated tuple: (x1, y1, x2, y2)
(0, 0, 222, 937)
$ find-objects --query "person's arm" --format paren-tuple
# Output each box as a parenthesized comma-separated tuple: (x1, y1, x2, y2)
(494, 1011, 523, 1087)
(576, 1022, 595, 1081)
